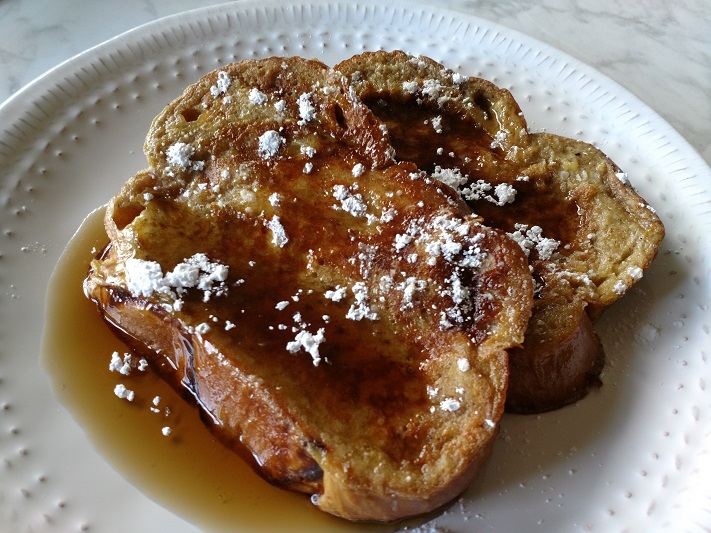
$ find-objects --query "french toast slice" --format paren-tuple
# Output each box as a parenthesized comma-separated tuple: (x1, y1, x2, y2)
(335, 50, 665, 413)
(84, 56, 534, 521)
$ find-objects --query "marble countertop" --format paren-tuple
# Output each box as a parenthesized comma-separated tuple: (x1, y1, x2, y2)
(1, 0, 709, 167)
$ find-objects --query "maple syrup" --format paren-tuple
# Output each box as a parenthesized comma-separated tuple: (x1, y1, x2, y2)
(41, 207, 395, 532)
(364, 97, 581, 246)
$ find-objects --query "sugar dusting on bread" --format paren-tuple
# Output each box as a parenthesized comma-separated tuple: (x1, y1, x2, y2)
(82, 50, 660, 523)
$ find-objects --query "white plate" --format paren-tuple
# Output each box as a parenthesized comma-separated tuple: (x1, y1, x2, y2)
(2, 1, 710, 531)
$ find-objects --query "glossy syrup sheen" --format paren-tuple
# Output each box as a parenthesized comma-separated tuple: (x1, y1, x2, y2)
(366, 98, 581, 246)
(41, 207, 402, 533)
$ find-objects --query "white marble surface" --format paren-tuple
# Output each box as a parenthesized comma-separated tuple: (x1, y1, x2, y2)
(1, 0, 709, 167)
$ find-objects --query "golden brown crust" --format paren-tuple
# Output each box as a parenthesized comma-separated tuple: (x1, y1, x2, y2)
(85, 56, 534, 521)
(335, 50, 665, 413)
(506, 294, 605, 413)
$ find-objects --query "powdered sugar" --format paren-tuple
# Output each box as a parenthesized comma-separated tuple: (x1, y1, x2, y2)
(431, 166, 469, 191)
(493, 183, 517, 205)
(114, 384, 135, 402)
(125, 258, 165, 297)
(286, 312, 327, 366)
(267, 216, 289, 248)
(396, 277, 428, 309)
(258, 130, 285, 159)
(615, 171, 630, 185)
(507, 224, 560, 260)
(439, 398, 461, 412)
(300, 145, 317, 158)
(248, 87, 267, 105)
(124, 253, 229, 302)
(352, 163, 366, 177)
(324, 285, 348, 302)
(402, 80, 419, 94)
(490, 130, 507, 150)
(268, 192, 282, 207)
(430, 166, 517, 206)
(287, 329, 326, 366)
(612, 280, 628, 295)
(332, 184, 378, 223)
(393, 215, 486, 329)
(209, 71, 232, 97)
(345, 282, 378, 321)
(297, 93, 316, 125)
(165, 142, 204, 172)
(627, 266, 643, 281)
(109, 352, 147, 376)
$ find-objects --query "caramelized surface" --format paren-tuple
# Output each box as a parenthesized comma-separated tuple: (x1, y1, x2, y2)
(85, 56, 534, 521)
(336, 50, 665, 412)
(365, 97, 583, 247)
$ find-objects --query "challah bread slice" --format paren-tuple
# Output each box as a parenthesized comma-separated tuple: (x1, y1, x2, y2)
(336, 50, 665, 413)
(84, 56, 533, 521)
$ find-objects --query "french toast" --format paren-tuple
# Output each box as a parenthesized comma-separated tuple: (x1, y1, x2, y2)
(84, 56, 534, 521)
(335, 50, 665, 413)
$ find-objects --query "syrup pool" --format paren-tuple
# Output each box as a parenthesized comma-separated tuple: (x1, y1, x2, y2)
(41, 207, 403, 533)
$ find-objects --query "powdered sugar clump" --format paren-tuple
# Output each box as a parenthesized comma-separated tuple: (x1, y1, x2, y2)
(109, 352, 147, 376)
(430, 166, 517, 206)
(209, 71, 232, 97)
(248, 87, 268, 105)
(490, 130, 507, 150)
(345, 282, 378, 321)
(324, 285, 348, 302)
(297, 93, 316, 125)
(612, 280, 628, 295)
(268, 192, 282, 207)
(287, 328, 326, 366)
(165, 142, 204, 172)
(627, 266, 643, 281)
(114, 384, 135, 402)
(267, 216, 289, 248)
(258, 130, 285, 159)
(507, 224, 559, 260)
(440, 398, 461, 412)
(431, 166, 469, 191)
(332, 184, 379, 224)
(493, 183, 517, 205)
(124, 253, 229, 302)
